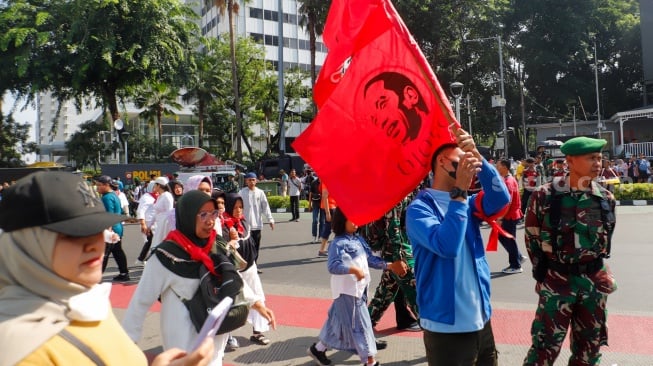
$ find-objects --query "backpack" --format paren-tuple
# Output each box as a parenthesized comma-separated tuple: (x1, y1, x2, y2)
(310, 178, 322, 201)
(182, 253, 249, 335)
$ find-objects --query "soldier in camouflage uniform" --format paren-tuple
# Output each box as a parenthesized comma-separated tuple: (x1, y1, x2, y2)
(222, 174, 239, 193)
(362, 197, 419, 331)
(523, 136, 617, 366)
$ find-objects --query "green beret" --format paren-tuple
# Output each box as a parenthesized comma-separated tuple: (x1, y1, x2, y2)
(560, 137, 607, 156)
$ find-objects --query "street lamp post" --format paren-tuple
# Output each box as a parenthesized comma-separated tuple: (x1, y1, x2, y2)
(594, 39, 602, 138)
(121, 132, 130, 164)
(465, 36, 508, 158)
(450, 81, 464, 123)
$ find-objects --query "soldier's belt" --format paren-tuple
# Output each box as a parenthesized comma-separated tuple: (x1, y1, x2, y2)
(548, 258, 603, 276)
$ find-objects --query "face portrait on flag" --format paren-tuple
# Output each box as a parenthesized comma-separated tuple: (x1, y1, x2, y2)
(362, 71, 428, 145)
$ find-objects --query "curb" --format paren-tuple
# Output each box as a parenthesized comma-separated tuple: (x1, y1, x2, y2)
(616, 200, 653, 206)
(270, 208, 312, 213)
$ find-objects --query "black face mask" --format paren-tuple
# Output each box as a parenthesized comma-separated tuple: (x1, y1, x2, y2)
(447, 160, 458, 179)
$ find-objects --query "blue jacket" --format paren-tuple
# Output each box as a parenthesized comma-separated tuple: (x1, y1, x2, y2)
(406, 159, 509, 326)
(101, 191, 124, 237)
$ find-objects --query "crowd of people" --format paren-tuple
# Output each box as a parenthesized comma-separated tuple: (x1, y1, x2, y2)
(0, 129, 619, 366)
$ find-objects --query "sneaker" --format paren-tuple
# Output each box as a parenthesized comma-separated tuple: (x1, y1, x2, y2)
(519, 255, 528, 264)
(313, 236, 318, 243)
(397, 322, 422, 332)
(307, 343, 331, 365)
(502, 266, 523, 274)
(317, 251, 328, 257)
(113, 273, 130, 282)
(375, 339, 387, 350)
(134, 259, 145, 266)
(226, 336, 239, 350)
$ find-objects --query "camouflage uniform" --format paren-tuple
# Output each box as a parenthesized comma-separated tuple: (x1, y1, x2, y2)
(361, 199, 418, 327)
(222, 180, 239, 193)
(523, 177, 616, 366)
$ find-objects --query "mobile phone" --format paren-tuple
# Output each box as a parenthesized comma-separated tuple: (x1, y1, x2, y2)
(189, 297, 234, 351)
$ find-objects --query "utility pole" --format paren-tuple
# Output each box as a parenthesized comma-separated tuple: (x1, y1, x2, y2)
(594, 39, 602, 139)
(277, 0, 286, 154)
(520, 67, 527, 158)
(464, 36, 507, 158)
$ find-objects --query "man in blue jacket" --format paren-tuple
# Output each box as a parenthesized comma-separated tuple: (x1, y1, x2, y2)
(406, 125, 509, 365)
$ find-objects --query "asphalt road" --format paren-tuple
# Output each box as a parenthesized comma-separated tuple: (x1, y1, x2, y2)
(109, 205, 653, 316)
(105, 205, 653, 365)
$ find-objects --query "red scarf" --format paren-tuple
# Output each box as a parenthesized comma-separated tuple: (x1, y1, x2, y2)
(164, 229, 217, 275)
(148, 192, 159, 202)
(473, 190, 513, 252)
(222, 213, 245, 236)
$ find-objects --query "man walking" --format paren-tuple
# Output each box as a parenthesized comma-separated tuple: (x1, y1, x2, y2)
(496, 159, 526, 274)
(95, 175, 130, 281)
(523, 136, 616, 365)
(288, 169, 302, 222)
(308, 174, 324, 243)
(406, 125, 509, 365)
(239, 172, 275, 272)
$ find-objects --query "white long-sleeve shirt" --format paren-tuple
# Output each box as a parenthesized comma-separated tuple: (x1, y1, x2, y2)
(151, 191, 174, 247)
(238, 187, 274, 230)
(122, 252, 261, 365)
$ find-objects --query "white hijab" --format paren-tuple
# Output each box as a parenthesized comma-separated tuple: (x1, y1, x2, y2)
(0, 227, 111, 365)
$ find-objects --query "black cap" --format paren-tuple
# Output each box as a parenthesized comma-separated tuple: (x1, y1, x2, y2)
(0, 171, 127, 236)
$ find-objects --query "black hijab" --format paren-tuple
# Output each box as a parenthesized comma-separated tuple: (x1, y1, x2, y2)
(175, 190, 217, 247)
(168, 180, 184, 204)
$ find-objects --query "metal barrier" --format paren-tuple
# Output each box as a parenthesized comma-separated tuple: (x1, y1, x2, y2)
(622, 142, 653, 159)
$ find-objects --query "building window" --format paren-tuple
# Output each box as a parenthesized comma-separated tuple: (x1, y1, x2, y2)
(250, 33, 264, 44)
(263, 9, 278, 22)
(250, 7, 263, 19)
(264, 34, 278, 46)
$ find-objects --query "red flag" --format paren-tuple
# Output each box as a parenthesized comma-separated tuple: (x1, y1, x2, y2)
(292, 0, 458, 225)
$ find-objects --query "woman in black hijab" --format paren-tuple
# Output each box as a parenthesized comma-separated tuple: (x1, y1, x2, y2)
(168, 180, 184, 205)
(221, 193, 273, 346)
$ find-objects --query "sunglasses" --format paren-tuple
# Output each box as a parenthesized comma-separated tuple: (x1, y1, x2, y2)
(197, 210, 220, 222)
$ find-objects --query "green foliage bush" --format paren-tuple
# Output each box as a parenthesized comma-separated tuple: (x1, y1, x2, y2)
(613, 183, 653, 200)
(266, 195, 309, 209)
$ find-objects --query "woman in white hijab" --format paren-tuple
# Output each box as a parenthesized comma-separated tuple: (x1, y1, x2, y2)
(0, 171, 212, 366)
(157, 175, 218, 240)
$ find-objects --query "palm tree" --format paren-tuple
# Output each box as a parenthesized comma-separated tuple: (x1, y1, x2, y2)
(297, 0, 330, 89)
(183, 41, 224, 148)
(133, 82, 182, 145)
(205, 0, 250, 161)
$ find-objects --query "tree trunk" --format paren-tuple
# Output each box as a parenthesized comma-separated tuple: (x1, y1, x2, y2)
(102, 82, 120, 122)
(157, 104, 163, 145)
(198, 100, 205, 147)
(228, 1, 242, 161)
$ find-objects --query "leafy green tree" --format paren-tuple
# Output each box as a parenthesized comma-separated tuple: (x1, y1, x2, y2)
(204, 36, 266, 159)
(205, 0, 251, 161)
(0, 112, 38, 167)
(202, 37, 309, 159)
(504, 0, 641, 121)
(65, 121, 111, 170)
(182, 39, 226, 148)
(0, 0, 198, 128)
(297, 0, 330, 88)
(133, 82, 183, 145)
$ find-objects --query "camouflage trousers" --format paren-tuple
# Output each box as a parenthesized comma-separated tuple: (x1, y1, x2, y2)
(523, 271, 608, 366)
(368, 268, 418, 327)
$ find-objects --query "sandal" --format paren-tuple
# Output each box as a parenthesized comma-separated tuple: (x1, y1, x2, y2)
(250, 333, 270, 345)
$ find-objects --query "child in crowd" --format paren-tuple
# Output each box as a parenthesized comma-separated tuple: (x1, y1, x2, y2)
(307, 208, 406, 366)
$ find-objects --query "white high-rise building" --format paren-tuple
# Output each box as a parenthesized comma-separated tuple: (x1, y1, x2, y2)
(32, 0, 327, 164)
(200, 0, 327, 72)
